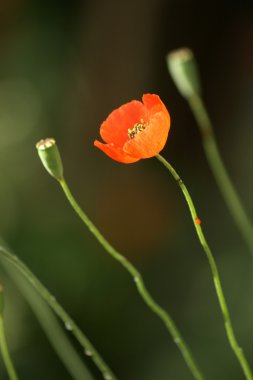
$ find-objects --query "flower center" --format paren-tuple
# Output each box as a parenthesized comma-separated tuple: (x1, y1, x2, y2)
(128, 119, 147, 139)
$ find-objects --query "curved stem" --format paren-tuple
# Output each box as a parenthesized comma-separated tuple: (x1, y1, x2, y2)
(0, 314, 18, 380)
(59, 178, 205, 380)
(4, 262, 94, 380)
(156, 153, 253, 380)
(0, 238, 94, 380)
(0, 246, 117, 380)
(188, 94, 253, 254)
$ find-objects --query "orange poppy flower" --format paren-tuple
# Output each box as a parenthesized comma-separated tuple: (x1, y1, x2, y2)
(94, 94, 171, 163)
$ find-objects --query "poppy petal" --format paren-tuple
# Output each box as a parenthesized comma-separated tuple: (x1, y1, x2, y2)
(142, 94, 163, 110)
(100, 100, 146, 147)
(94, 140, 140, 163)
(143, 94, 170, 121)
(123, 110, 170, 158)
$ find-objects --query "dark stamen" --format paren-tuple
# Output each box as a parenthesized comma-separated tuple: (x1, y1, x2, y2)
(128, 119, 146, 139)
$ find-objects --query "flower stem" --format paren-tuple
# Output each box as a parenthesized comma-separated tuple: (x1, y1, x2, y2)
(188, 94, 253, 254)
(0, 246, 116, 380)
(0, 238, 94, 380)
(156, 153, 253, 380)
(58, 178, 205, 380)
(0, 289, 18, 380)
(5, 263, 94, 380)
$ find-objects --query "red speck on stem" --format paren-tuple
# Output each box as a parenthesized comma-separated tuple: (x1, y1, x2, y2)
(195, 217, 201, 225)
(94, 94, 171, 163)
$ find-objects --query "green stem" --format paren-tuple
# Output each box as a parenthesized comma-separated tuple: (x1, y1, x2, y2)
(156, 153, 253, 380)
(3, 262, 94, 380)
(0, 246, 116, 380)
(59, 178, 205, 380)
(0, 238, 94, 380)
(0, 313, 18, 380)
(188, 94, 253, 254)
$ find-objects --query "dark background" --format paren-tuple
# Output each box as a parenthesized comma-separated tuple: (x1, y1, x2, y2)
(0, 0, 253, 379)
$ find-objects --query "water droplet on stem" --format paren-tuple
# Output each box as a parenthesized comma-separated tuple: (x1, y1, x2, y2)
(65, 322, 73, 331)
(103, 374, 112, 380)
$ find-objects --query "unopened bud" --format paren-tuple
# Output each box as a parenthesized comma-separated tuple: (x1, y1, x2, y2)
(36, 138, 63, 181)
(166, 48, 201, 98)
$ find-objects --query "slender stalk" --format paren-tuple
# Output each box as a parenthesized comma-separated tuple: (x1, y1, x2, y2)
(156, 153, 253, 380)
(58, 178, 205, 380)
(0, 246, 117, 380)
(188, 94, 253, 254)
(3, 262, 94, 380)
(0, 297, 18, 380)
(0, 238, 94, 380)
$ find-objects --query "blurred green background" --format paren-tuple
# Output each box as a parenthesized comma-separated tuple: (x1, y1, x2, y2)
(0, 0, 253, 379)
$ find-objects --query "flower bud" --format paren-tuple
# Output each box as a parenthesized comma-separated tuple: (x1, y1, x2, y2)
(36, 138, 63, 181)
(166, 48, 201, 99)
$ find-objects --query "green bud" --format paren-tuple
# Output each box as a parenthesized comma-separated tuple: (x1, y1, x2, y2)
(36, 138, 63, 181)
(166, 48, 201, 99)
(0, 284, 4, 314)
